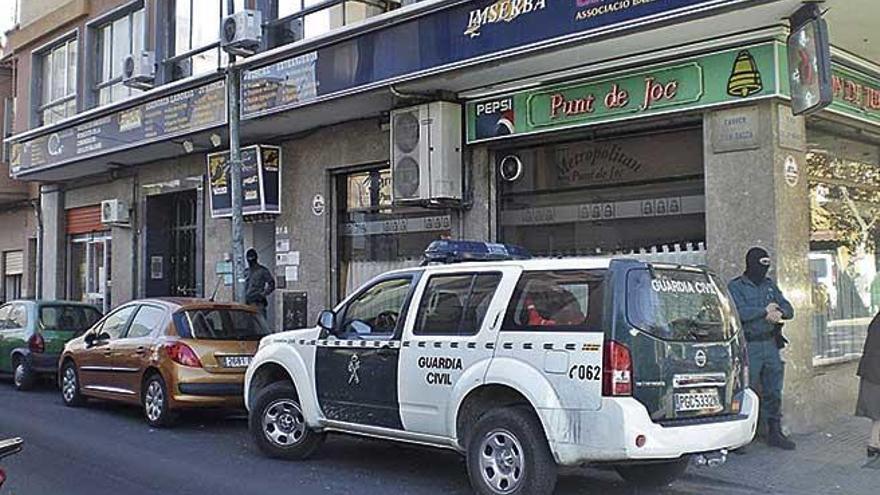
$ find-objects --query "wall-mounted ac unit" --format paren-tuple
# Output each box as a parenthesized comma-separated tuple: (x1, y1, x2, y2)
(101, 199, 130, 225)
(221, 10, 262, 56)
(122, 51, 156, 90)
(390, 101, 462, 205)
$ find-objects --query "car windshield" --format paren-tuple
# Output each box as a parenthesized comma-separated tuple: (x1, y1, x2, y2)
(39, 305, 102, 333)
(177, 309, 271, 341)
(626, 268, 732, 342)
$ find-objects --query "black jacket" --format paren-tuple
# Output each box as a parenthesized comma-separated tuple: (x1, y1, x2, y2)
(858, 312, 880, 384)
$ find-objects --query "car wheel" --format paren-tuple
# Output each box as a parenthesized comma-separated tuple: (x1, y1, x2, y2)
(614, 457, 691, 488)
(466, 406, 557, 495)
(60, 361, 86, 407)
(13, 357, 35, 391)
(143, 374, 177, 428)
(249, 382, 324, 460)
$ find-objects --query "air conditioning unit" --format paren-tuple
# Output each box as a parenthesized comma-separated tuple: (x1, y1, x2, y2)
(101, 199, 130, 225)
(122, 51, 156, 90)
(390, 102, 462, 205)
(221, 10, 262, 56)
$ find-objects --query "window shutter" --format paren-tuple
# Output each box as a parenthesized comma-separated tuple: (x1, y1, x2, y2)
(4, 251, 23, 276)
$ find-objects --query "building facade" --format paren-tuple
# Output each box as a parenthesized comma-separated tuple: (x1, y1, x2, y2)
(4, 0, 880, 431)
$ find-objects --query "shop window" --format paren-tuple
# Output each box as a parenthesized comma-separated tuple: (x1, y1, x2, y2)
(35, 35, 78, 126)
(93, 4, 145, 105)
(497, 128, 706, 263)
(268, 0, 395, 47)
(166, 0, 243, 81)
(336, 167, 452, 298)
(808, 130, 880, 365)
(69, 233, 112, 313)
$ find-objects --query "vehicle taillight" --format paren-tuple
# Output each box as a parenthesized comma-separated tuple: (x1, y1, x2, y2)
(602, 340, 633, 396)
(28, 333, 45, 354)
(165, 342, 202, 368)
(0, 467, 6, 488)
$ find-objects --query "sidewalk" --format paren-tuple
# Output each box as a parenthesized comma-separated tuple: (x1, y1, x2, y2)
(691, 415, 878, 495)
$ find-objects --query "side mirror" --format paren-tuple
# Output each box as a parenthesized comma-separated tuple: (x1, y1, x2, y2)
(317, 310, 336, 332)
(84, 332, 96, 346)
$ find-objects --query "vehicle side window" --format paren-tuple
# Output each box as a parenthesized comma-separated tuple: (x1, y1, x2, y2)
(9, 304, 28, 329)
(503, 270, 606, 331)
(342, 278, 413, 338)
(125, 306, 166, 339)
(99, 306, 138, 340)
(414, 273, 502, 336)
(0, 305, 11, 329)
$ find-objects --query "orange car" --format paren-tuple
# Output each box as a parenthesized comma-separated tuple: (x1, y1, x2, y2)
(58, 298, 270, 427)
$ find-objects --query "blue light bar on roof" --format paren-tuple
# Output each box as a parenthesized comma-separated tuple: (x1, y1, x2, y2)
(422, 240, 531, 265)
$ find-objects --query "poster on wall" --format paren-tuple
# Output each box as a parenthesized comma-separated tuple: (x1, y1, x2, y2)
(207, 145, 281, 218)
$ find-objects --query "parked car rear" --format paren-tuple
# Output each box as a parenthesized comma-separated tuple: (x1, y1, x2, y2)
(0, 301, 101, 390)
(59, 298, 271, 426)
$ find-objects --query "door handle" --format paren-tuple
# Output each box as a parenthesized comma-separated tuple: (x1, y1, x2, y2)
(103, 349, 113, 357)
(135, 347, 147, 355)
(376, 345, 396, 359)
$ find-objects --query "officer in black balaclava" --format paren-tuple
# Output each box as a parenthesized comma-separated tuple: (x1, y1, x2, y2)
(728, 247, 796, 450)
(244, 248, 275, 319)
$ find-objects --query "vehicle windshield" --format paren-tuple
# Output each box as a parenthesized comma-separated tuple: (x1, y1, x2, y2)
(177, 309, 271, 341)
(626, 268, 732, 342)
(39, 305, 102, 334)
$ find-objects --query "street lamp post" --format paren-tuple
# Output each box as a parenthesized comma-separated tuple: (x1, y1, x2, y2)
(227, 49, 245, 303)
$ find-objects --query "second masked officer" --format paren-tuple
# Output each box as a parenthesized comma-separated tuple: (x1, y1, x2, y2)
(728, 247, 796, 450)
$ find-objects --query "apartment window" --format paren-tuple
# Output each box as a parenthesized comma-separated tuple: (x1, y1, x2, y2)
(269, 0, 393, 47)
(95, 6, 146, 105)
(36, 37, 78, 126)
(167, 0, 243, 81)
(3, 251, 23, 302)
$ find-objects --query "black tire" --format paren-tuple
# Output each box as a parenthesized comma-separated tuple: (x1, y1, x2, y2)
(614, 457, 691, 488)
(249, 382, 324, 460)
(143, 374, 177, 428)
(12, 356, 36, 391)
(466, 406, 557, 495)
(60, 360, 86, 407)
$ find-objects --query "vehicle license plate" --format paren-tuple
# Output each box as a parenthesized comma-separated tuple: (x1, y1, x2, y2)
(674, 390, 722, 412)
(220, 355, 252, 368)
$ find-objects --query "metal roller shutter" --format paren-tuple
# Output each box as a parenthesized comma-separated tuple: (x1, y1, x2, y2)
(66, 206, 105, 235)
(4, 251, 23, 275)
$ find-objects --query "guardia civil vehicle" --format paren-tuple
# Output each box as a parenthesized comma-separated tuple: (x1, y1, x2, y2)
(245, 241, 757, 494)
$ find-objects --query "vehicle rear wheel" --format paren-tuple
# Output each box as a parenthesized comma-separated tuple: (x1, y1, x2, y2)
(466, 406, 557, 495)
(249, 382, 324, 460)
(615, 457, 691, 488)
(13, 357, 35, 391)
(60, 361, 86, 407)
(143, 374, 177, 428)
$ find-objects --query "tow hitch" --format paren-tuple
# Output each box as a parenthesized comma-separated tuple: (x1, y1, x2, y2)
(693, 449, 728, 468)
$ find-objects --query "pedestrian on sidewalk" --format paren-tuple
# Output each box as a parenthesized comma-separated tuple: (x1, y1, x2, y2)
(244, 248, 275, 319)
(728, 247, 796, 450)
(857, 311, 880, 458)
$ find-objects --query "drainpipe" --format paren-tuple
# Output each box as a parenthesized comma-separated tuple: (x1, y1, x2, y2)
(33, 198, 42, 299)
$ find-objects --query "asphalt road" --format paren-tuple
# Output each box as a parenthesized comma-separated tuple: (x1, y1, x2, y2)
(0, 380, 774, 495)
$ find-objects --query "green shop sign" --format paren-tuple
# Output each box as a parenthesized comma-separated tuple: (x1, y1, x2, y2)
(828, 65, 880, 125)
(466, 43, 779, 143)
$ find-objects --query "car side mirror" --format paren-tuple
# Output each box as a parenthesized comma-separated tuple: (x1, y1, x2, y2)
(317, 310, 336, 332)
(84, 332, 96, 346)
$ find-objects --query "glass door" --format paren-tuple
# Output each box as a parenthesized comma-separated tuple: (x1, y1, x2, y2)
(69, 233, 112, 312)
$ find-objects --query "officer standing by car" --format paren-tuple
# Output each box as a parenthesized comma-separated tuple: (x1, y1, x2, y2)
(728, 247, 796, 450)
(244, 248, 275, 319)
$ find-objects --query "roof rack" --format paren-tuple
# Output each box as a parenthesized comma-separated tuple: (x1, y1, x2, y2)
(422, 240, 531, 265)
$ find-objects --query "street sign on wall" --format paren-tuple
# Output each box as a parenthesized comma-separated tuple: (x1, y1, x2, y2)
(207, 145, 282, 218)
(467, 43, 779, 143)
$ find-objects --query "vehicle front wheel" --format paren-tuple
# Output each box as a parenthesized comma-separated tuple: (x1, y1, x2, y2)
(249, 382, 324, 460)
(466, 406, 557, 495)
(60, 361, 86, 407)
(143, 374, 177, 428)
(13, 357, 35, 391)
(614, 457, 691, 488)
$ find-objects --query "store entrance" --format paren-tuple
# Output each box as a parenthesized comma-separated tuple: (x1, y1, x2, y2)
(69, 233, 112, 312)
(145, 190, 200, 297)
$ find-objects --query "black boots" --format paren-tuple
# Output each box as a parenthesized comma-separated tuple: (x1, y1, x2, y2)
(767, 420, 796, 450)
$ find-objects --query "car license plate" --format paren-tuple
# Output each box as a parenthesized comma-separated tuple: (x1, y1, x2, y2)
(220, 355, 252, 368)
(674, 390, 722, 412)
